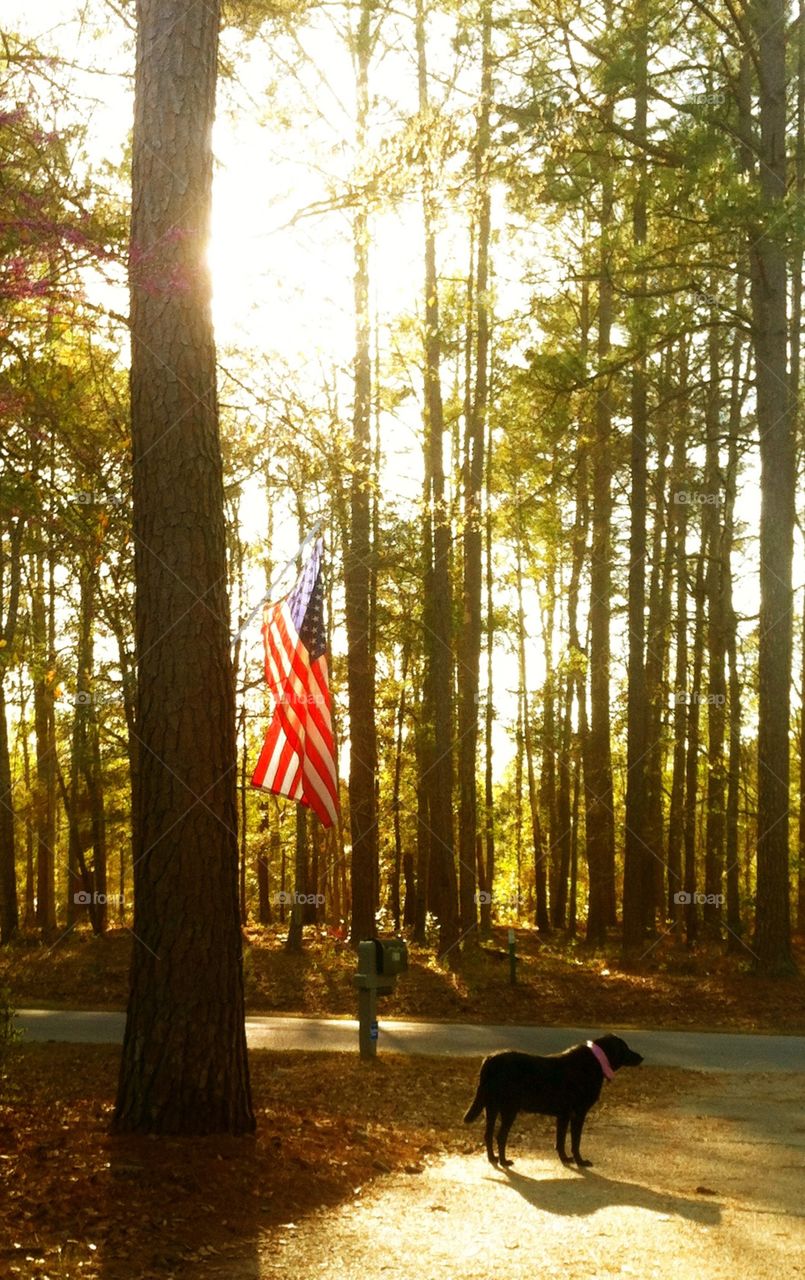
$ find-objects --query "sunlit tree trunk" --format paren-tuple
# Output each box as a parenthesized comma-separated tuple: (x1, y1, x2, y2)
(345, 0, 379, 945)
(667, 394, 688, 928)
(683, 531, 707, 943)
(622, 0, 650, 952)
(32, 549, 56, 935)
(114, 0, 254, 1135)
(643, 402, 671, 933)
(703, 316, 727, 938)
(481, 407, 495, 937)
(416, 0, 458, 959)
(391, 649, 408, 932)
(0, 518, 22, 944)
(585, 129, 616, 944)
(457, 0, 492, 939)
(516, 534, 549, 931)
(748, 0, 796, 974)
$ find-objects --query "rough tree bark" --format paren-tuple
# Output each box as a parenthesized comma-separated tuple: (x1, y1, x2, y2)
(113, 0, 254, 1135)
(345, 0, 379, 945)
(622, 0, 651, 953)
(457, 0, 492, 938)
(0, 517, 23, 944)
(416, 0, 459, 959)
(748, 0, 797, 975)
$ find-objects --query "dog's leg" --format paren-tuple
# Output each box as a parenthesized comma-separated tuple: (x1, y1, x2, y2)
(556, 1112, 572, 1164)
(484, 1107, 499, 1165)
(570, 1110, 592, 1167)
(496, 1107, 516, 1168)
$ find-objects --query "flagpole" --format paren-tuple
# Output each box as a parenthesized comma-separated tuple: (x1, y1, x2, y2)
(231, 517, 324, 647)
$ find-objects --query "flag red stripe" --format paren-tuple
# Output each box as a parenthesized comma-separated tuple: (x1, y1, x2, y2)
(251, 579, 338, 827)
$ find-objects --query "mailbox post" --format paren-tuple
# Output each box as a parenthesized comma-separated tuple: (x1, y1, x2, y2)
(354, 939, 408, 1059)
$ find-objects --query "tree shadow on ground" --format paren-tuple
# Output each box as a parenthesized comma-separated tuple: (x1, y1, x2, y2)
(500, 1166, 721, 1226)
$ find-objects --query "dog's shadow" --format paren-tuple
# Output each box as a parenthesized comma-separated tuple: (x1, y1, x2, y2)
(499, 1166, 721, 1226)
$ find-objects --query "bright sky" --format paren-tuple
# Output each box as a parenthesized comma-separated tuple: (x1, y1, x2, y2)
(5, 0, 788, 773)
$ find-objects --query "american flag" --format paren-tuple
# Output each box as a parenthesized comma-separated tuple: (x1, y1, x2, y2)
(250, 538, 339, 827)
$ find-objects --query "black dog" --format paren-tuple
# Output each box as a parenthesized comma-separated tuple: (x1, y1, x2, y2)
(464, 1034, 643, 1168)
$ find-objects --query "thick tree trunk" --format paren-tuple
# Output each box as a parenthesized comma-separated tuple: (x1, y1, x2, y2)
(622, 0, 650, 953)
(748, 0, 797, 974)
(457, 0, 492, 938)
(391, 652, 408, 932)
(643, 407, 672, 934)
(703, 319, 727, 938)
(794, 0, 805, 939)
(585, 146, 616, 944)
(799, 586, 805, 934)
(31, 550, 56, 936)
(667, 407, 688, 928)
(345, 0, 379, 945)
(540, 572, 558, 920)
(18, 671, 35, 928)
(0, 518, 22, 943)
(413, 686, 429, 944)
(481, 407, 495, 937)
(0, 682, 18, 944)
(556, 452, 587, 930)
(723, 306, 745, 949)
(113, 0, 254, 1135)
(417, 0, 458, 959)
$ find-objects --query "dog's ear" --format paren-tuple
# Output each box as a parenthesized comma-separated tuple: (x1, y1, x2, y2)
(597, 1034, 643, 1069)
(595, 1034, 628, 1068)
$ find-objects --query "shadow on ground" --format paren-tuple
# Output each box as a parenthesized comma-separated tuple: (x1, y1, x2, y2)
(501, 1166, 721, 1224)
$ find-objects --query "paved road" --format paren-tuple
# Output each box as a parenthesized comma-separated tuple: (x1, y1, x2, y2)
(15, 1009, 805, 1071)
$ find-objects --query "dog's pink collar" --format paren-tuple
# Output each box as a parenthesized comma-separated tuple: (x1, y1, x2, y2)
(587, 1041, 615, 1081)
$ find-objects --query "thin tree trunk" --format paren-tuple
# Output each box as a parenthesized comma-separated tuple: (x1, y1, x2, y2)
(683, 533, 707, 943)
(517, 536, 549, 931)
(18, 669, 35, 928)
(391, 650, 408, 932)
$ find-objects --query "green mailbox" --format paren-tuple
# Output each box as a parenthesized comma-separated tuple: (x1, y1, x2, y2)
(354, 937, 408, 1058)
(377, 938, 408, 979)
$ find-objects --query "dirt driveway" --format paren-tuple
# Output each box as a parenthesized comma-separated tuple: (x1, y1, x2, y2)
(254, 1071, 805, 1280)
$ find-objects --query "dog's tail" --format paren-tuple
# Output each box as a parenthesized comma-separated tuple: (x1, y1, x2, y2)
(463, 1084, 486, 1123)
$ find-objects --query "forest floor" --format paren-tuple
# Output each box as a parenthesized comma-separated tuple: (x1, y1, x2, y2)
(3, 924, 805, 1033)
(2, 1044, 803, 1280)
